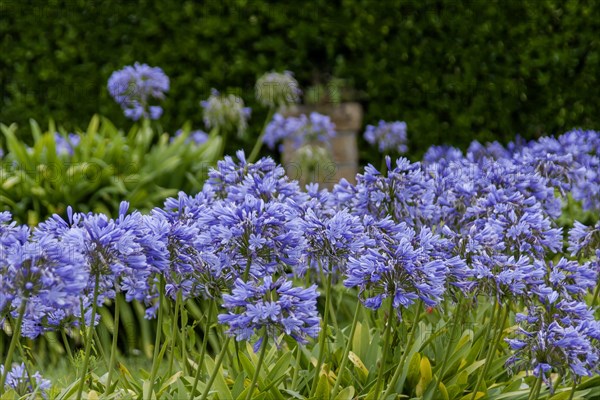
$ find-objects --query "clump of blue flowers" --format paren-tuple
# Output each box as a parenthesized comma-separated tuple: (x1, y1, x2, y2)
(107, 62, 169, 120)
(218, 276, 320, 350)
(364, 120, 408, 154)
(54, 132, 80, 156)
(264, 112, 336, 151)
(0, 363, 51, 399)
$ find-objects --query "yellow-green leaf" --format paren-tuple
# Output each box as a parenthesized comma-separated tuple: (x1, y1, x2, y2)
(333, 386, 355, 400)
(315, 373, 330, 400)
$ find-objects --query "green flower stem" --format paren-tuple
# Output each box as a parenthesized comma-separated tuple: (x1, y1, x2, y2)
(248, 108, 276, 164)
(591, 282, 599, 308)
(425, 298, 464, 400)
(180, 299, 188, 375)
(245, 331, 269, 400)
(567, 378, 578, 400)
(471, 303, 509, 399)
(167, 291, 181, 378)
(149, 276, 166, 394)
(383, 300, 423, 399)
(0, 300, 27, 395)
(309, 271, 333, 397)
(105, 294, 121, 396)
(290, 344, 303, 390)
(76, 273, 101, 400)
(374, 298, 396, 398)
(191, 299, 215, 398)
(61, 330, 74, 364)
(527, 375, 543, 400)
(93, 329, 110, 370)
(476, 301, 498, 362)
(331, 299, 361, 397)
(200, 336, 231, 400)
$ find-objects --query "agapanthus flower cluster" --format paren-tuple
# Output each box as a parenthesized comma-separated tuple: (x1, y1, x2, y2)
(194, 194, 305, 279)
(334, 157, 436, 228)
(506, 306, 600, 391)
(364, 120, 408, 154)
(1, 217, 88, 338)
(107, 62, 169, 120)
(568, 220, 600, 276)
(345, 222, 450, 314)
(298, 208, 370, 276)
(204, 150, 303, 205)
(200, 89, 251, 137)
(255, 71, 301, 107)
(423, 130, 600, 214)
(218, 276, 320, 350)
(54, 132, 80, 156)
(1, 363, 51, 398)
(263, 112, 336, 151)
(34, 202, 167, 319)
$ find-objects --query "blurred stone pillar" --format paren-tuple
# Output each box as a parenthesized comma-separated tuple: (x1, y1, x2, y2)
(281, 102, 363, 189)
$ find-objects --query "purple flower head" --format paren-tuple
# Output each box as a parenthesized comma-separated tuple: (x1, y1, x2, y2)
(205, 150, 303, 204)
(506, 305, 600, 392)
(194, 194, 305, 280)
(364, 120, 408, 154)
(107, 62, 169, 120)
(422, 145, 464, 166)
(298, 208, 370, 276)
(1, 363, 51, 398)
(200, 89, 251, 137)
(568, 220, 600, 259)
(263, 112, 335, 150)
(54, 132, 80, 156)
(218, 276, 320, 350)
(345, 222, 449, 315)
(1, 228, 88, 338)
(34, 203, 164, 321)
(255, 71, 301, 107)
(336, 157, 437, 228)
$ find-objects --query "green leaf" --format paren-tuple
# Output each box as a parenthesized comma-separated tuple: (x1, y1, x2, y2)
(314, 373, 330, 400)
(157, 372, 183, 396)
(333, 386, 355, 400)
(266, 351, 292, 384)
(407, 352, 421, 389)
(204, 354, 233, 399)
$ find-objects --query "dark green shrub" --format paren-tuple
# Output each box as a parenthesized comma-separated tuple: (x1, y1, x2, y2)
(1, 0, 599, 162)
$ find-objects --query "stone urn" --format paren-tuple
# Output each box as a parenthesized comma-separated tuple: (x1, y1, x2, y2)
(280, 102, 363, 189)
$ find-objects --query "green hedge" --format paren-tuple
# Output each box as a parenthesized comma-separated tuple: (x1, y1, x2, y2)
(1, 0, 599, 160)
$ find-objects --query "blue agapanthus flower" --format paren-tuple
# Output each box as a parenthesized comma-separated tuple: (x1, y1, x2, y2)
(194, 194, 305, 279)
(364, 120, 408, 154)
(218, 276, 320, 350)
(54, 132, 80, 156)
(1, 227, 88, 338)
(298, 208, 371, 276)
(34, 202, 165, 320)
(204, 150, 303, 204)
(1, 363, 51, 399)
(506, 305, 600, 392)
(345, 222, 449, 314)
(107, 62, 169, 120)
(334, 157, 437, 228)
(263, 112, 335, 151)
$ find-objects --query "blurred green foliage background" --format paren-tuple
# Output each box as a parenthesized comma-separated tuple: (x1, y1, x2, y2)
(1, 0, 599, 159)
